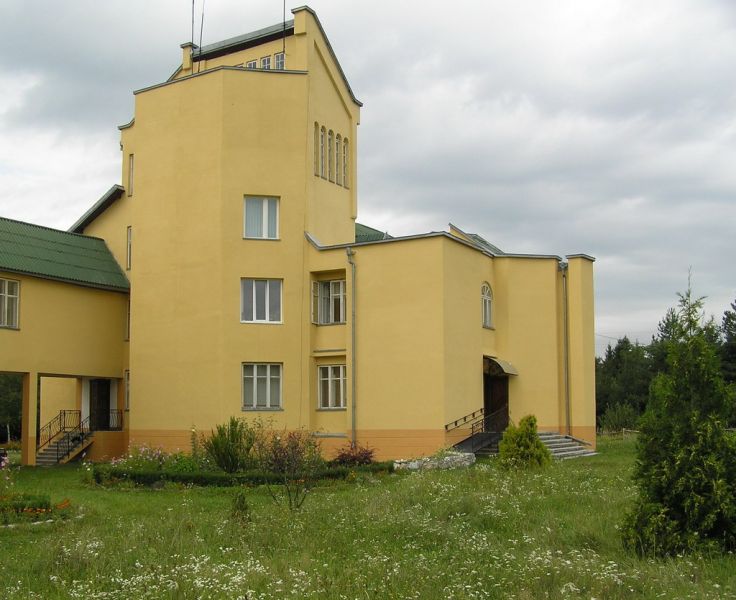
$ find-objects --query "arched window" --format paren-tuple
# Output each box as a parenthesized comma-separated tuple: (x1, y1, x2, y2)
(328, 130, 334, 181)
(320, 127, 326, 178)
(481, 283, 493, 328)
(342, 138, 349, 188)
(335, 135, 342, 185)
(314, 123, 320, 176)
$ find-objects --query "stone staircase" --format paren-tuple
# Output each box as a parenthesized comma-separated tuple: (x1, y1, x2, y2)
(35, 433, 94, 466)
(538, 431, 596, 459)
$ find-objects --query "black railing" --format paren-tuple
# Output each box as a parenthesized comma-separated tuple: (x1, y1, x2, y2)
(37, 410, 81, 451)
(56, 417, 91, 463)
(445, 408, 484, 432)
(91, 409, 124, 432)
(470, 405, 509, 437)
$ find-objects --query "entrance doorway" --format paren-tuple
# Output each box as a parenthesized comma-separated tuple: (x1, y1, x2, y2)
(483, 358, 511, 432)
(89, 379, 111, 431)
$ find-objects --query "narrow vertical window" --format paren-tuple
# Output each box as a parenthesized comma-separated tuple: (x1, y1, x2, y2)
(311, 280, 346, 325)
(314, 123, 320, 176)
(0, 278, 19, 329)
(275, 52, 285, 70)
(342, 139, 349, 188)
(126, 226, 132, 270)
(261, 56, 271, 69)
(482, 283, 493, 328)
(127, 154, 134, 196)
(320, 127, 326, 178)
(328, 131, 335, 182)
(335, 135, 342, 185)
(125, 298, 131, 340)
(124, 370, 130, 410)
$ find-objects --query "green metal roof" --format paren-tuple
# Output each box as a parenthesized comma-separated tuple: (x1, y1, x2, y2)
(355, 223, 391, 243)
(0, 217, 129, 292)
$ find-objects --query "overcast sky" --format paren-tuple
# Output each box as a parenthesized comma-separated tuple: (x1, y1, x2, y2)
(1, 0, 734, 354)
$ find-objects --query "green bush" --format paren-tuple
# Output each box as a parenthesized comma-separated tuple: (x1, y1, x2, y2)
(600, 403, 640, 433)
(202, 417, 261, 473)
(231, 487, 252, 523)
(498, 415, 552, 469)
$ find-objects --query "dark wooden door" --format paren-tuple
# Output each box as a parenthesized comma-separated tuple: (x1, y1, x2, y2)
(483, 375, 509, 432)
(89, 379, 110, 431)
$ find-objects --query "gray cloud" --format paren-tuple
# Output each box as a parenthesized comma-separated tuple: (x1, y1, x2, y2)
(0, 0, 734, 354)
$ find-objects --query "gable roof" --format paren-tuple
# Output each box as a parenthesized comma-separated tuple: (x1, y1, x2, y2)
(69, 185, 125, 234)
(0, 217, 129, 292)
(355, 223, 391, 243)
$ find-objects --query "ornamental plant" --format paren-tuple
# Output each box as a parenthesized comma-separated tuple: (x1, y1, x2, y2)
(254, 429, 324, 510)
(621, 286, 736, 556)
(332, 442, 375, 467)
(498, 415, 551, 469)
(202, 417, 262, 473)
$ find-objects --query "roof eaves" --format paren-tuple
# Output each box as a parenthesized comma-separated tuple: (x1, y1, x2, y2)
(0, 266, 129, 293)
(292, 6, 363, 107)
(69, 185, 125, 233)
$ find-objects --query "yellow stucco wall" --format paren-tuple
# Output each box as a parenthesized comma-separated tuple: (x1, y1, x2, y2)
(39, 377, 77, 427)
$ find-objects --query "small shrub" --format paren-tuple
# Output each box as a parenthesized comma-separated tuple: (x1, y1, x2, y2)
(600, 403, 639, 433)
(498, 415, 552, 469)
(203, 417, 261, 473)
(254, 429, 324, 509)
(332, 443, 375, 466)
(231, 487, 252, 523)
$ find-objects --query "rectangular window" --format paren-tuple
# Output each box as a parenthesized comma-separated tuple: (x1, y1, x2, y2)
(243, 363, 282, 409)
(260, 56, 271, 70)
(311, 280, 345, 325)
(318, 365, 346, 409)
(124, 370, 130, 411)
(126, 226, 132, 270)
(245, 60, 257, 69)
(0, 278, 19, 329)
(275, 52, 285, 70)
(241, 278, 282, 323)
(244, 196, 278, 239)
(127, 154, 134, 196)
(125, 298, 131, 340)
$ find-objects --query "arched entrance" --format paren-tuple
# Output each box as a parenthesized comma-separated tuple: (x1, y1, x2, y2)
(483, 357, 517, 432)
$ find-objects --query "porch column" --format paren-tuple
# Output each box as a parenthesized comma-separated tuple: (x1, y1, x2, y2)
(21, 372, 39, 466)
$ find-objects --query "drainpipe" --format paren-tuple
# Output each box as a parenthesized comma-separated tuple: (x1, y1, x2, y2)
(346, 247, 357, 446)
(560, 261, 571, 436)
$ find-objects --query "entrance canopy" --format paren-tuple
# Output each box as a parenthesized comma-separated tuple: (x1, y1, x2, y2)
(483, 356, 519, 376)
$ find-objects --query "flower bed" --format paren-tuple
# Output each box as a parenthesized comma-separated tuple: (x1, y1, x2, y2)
(0, 493, 73, 525)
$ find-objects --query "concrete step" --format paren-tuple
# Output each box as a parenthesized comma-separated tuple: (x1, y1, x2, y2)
(538, 433, 595, 460)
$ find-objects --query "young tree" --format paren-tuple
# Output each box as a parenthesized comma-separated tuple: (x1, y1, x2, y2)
(721, 298, 736, 386)
(622, 287, 736, 556)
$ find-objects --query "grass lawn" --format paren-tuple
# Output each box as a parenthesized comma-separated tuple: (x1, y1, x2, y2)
(2, 437, 735, 599)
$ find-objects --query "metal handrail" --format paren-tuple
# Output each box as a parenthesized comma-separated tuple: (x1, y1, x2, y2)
(37, 410, 81, 451)
(470, 405, 509, 437)
(56, 417, 91, 463)
(445, 408, 484, 432)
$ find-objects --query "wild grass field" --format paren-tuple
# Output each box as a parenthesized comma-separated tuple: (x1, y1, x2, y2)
(1, 437, 735, 599)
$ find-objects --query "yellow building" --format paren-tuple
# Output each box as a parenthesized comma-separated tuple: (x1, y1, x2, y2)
(0, 6, 595, 465)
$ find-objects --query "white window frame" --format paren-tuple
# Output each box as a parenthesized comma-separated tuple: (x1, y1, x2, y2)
(241, 278, 282, 324)
(260, 56, 271, 70)
(242, 363, 282, 410)
(0, 277, 20, 329)
(328, 130, 334, 182)
(320, 127, 326, 178)
(275, 52, 285, 70)
(125, 298, 131, 340)
(126, 226, 132, 270)
(311, 280, 346, 325)
(243, 196, 279, 239)
(314, 122, 320, 176)
(482, 283, 493, 329)
(318, 365, 347, 409)
(245, 60, 257, 69)
(342, 139, 349, 188)
(335, 135, 342, 185)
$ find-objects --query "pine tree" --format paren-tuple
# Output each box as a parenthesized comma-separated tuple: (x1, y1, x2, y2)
(721, 298, 736, 386)
(622, 287, 736, 556)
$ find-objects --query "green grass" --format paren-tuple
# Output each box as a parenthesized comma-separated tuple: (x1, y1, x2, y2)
(2, 438, 735, 599)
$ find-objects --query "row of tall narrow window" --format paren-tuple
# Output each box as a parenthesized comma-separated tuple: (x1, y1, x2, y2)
(242, 363, 346, 410)
(314, 123, 349, 188)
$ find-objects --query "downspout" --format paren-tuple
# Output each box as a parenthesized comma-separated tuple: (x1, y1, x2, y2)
(560, 261, 571, 436)
(346, 247, 357, 446)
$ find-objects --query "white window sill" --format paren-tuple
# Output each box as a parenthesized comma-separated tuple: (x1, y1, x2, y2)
(242, 237, 280, 241)
(242, 407, 283, 412)
(0, 325, 19, 331)
(317, 407, 347, 412)
(313, 322, 346, 327)
(241, 320, 283, 325)
(483, 325, 495, 330)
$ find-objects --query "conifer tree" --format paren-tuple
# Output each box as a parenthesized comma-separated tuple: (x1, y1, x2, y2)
(622, 287, 736, 556)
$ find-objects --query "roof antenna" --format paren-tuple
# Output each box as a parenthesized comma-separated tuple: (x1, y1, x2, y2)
(282, 0, 286, 55)
(191, 0, 196, 68)
(198, 0, 206, 73)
